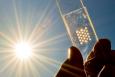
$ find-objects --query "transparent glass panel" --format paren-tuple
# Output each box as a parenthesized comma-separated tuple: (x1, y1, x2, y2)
(57, 0, 98, 59)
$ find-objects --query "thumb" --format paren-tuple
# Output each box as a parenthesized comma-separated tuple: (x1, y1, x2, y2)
(68, 46, 84, 65)
(56, 46, 86, 77)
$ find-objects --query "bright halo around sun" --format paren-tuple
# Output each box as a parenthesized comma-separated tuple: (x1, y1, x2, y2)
(14, 42, 32, 60)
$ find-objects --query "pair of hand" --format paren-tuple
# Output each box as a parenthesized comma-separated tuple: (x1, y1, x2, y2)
(56, 39, 115, 77)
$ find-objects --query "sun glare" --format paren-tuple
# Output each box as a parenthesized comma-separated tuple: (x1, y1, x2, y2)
(14, 42, 32, 60)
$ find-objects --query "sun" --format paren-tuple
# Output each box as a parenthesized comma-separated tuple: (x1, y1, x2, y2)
(14, 41, 32, 60)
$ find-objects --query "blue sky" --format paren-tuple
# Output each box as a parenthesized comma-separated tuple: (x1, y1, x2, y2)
(0, 0, 115, 77)
(84, 0, 115, 49)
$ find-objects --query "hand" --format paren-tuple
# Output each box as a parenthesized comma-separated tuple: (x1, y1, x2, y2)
(84, 38, 112, 77)
(56, 46, 86, 77)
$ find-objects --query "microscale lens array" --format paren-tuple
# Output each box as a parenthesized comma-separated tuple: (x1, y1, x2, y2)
(76, 27, 91, 45)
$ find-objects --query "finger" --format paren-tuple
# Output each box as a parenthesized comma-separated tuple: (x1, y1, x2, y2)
(68, 46, 84, 65)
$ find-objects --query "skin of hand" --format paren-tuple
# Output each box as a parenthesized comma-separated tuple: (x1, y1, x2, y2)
(56, 46, 86, 77)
